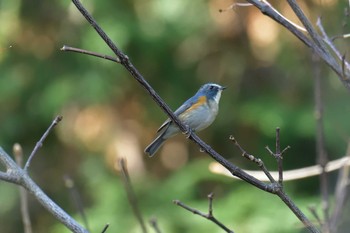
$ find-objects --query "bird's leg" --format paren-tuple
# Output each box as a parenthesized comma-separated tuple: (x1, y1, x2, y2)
(183, 125, 194, 139)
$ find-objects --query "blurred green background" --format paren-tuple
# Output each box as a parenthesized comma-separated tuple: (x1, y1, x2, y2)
(1, 0, 350, 232)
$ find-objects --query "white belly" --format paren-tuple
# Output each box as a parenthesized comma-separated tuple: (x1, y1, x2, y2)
(183, 101, 219, 131)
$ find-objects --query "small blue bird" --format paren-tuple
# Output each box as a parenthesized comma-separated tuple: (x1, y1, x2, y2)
(144, 83, 226, 157)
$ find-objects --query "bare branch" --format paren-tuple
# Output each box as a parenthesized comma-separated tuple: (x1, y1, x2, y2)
(61, 45, 120, 63)
(68, 0, 274, 195)
(63, 175, 90, 232)
(149, 218, 162, 233)
(0, 116, 87, 233)
(67, 1, 320, 232)
(317, 18, 350, 73)
(174, 193, 235, 233)
(24, 115, 63, 171)
(286, 0, 328, 55)
(245, 0, 350, 89)
(229, 135, 276, 183)
(308, 205, 323, 228)
(0, 147, 88, 233)
(119, 158, 148, 233)
(312, 54, 330, 232)
(14, 143, 33, 233)
(0, 171, 19, 184)
(100, 223, 110, 233)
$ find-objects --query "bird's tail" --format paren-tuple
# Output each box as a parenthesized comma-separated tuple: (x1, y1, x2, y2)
(144, 135, 166, 157)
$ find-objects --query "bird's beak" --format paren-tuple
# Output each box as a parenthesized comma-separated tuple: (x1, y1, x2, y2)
(221, 86, 227, 91)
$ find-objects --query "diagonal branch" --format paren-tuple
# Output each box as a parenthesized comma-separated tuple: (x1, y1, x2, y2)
(24, 115, 63, 171)
(0, 116, 88, 233)
(69, 0, 274, 194)
(0, 147, 88, 233)
(245, 0, 350, 89)
(286, 0, 329, 55)
(67, 1, 320, 232)
(317, 18, 350, 73)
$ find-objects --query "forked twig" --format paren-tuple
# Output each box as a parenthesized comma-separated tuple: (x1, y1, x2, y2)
(245, 0, 350, 88)
(317, 18, 350, 73)
(0, 129, 88, 233)
(174, 193, 234, 233)
(229, 135, 276, 183)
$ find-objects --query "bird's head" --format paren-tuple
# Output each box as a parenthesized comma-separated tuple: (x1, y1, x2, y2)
(198, 83, 226, 104)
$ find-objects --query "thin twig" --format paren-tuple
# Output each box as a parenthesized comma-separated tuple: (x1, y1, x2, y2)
(61, 45, 120, 63)
(100, 223, 110, 233)
(63, 175, 90, 232)
(312, 54, 330, 233)
(317, 18, 350, 73)
(13, 143, 33, 233)
(24, 115, 63, 171)
(173, 193, 234, 233)
(245, 0, 350, 88)
(149, 218, 162, 233)
(275, 128, 283, 186)
(119, 158, 148, 233)
(286, 0, 349, 84)
(265, 131, 290, 186)
(0, 147, 88, 233)
(229, 135, 276, 183)
(308, 205, 323, 227)
(286, 0, 328, 55)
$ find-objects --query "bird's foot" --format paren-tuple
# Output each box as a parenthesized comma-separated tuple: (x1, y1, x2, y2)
(183, 125, 193, 138)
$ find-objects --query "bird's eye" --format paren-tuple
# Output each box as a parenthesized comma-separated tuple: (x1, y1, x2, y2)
(209, 86, 214, 90)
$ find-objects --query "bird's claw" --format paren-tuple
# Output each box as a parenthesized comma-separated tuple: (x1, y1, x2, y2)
(183, 125, 193, 138)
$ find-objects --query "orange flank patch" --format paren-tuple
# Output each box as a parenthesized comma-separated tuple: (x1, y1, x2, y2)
(185, 95, 207, 113)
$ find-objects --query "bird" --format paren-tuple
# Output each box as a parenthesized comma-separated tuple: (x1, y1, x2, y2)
(144, 83, 226, 157)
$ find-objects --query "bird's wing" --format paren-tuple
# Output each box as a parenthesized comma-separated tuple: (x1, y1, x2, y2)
(156, 95, 201, 133)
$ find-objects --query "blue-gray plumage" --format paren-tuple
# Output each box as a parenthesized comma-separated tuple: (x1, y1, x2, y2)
(144, 83, 226, 157)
